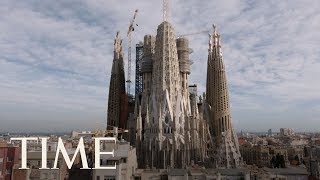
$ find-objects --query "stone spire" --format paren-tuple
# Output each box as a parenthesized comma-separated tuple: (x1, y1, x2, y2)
(152, 21, 184, 168)
(140, 35, 155, 116)
(152, 21, 181, 101)
(107, 32, 128, 130)
(206, 25, 242, 168)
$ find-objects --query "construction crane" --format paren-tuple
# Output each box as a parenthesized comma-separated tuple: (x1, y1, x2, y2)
(163, 0, 169, 21)
(126, 9, 139, 95)
(177, 30, 210, 38)
(176, 30, 210, 66)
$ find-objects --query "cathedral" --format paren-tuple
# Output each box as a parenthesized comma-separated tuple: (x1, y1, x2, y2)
(107, 20, 242, 169)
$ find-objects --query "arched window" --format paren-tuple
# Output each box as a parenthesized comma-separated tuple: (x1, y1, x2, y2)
(165, 116, 169, 124)
(221, 116, 224, 132)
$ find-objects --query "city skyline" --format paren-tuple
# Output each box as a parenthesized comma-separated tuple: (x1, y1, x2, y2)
(0, 0, 320, 132)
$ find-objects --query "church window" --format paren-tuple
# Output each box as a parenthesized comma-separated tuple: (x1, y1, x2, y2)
(165, 116, 169, 124)
(222, 117, 224, 132)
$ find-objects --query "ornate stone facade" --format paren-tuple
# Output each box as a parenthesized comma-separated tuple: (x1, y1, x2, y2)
(205, 25, 242, 168)
(134, 21, 209, 169)
(133, 21, 241, 169)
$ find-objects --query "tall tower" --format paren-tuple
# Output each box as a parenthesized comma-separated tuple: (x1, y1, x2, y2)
(152, 22, 181, 101)
(206, 25, 242, 168)
(135, 35, 155, 167)
(140, 35, 155, 116)
(152, 21, 184, 168)
(107, 32, 128, 130)
(136, 21, 192, 169)
(176, 37, 190, 95)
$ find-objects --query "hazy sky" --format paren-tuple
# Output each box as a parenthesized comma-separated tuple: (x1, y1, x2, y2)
(0, 0, 319, 133)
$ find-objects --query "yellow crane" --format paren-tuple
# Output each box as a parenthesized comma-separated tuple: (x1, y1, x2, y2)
(126, 9, 139, 95)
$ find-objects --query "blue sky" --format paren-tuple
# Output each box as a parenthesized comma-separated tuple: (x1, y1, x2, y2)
(0, 0, 319, 133)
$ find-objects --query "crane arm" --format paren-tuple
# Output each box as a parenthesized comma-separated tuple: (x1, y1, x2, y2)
(127, 9, 138, 37)
(177, 30, 209, 38)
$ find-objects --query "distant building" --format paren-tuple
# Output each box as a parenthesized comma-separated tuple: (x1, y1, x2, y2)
(287, 147, 304, 165)
(71, 131, 94, 138)
(290, 138, 309, 146)
(240, 144, 289, 168)
(280, 128, 294, 136)
(240, 144, 270, 167)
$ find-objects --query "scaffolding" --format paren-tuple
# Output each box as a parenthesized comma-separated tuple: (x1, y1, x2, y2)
(135, 42, 144, 98)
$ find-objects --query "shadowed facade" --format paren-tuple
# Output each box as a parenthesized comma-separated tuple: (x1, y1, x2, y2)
(107, 32, 128, 130)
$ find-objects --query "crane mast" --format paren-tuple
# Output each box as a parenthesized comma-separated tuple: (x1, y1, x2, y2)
(163, 0, 169, 22)
(126, 9, 138, 95)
